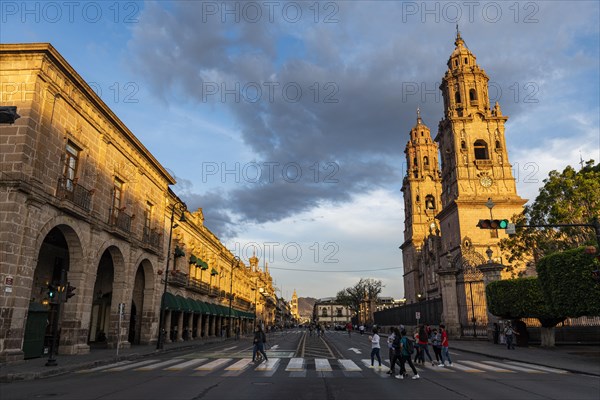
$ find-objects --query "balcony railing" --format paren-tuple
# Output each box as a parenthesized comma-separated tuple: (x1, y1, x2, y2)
(167, 272, 188, 287)
(187, 278, 209, 294)
(56, 178, 92, 211)
(109, 208, 133, 232)
(474, 159, 493, 169)
(142, 227, 162, 249)
(208, 287, 220, 297)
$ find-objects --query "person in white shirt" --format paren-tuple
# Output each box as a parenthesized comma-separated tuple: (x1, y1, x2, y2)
(369, 328, 382, 368)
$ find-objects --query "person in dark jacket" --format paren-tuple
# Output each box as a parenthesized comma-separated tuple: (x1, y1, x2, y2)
(252, 326, 268, 362)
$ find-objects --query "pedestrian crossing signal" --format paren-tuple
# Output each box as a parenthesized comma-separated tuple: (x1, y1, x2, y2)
(476, 219, 509, 229)
(47, 283, 57, 301)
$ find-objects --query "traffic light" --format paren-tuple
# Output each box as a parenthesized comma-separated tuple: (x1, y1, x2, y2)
(47, 283, 57, 302)
(66, 282, 76, 301)
(476, 219, 509, 229)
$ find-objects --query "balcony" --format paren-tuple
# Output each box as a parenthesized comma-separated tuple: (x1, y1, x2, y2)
(208, 287, 220, 297)
(109, 208, 133, 232)
(474, 159, 493, 169)
(187, 278, 209, 294)
(56, 178, 93, 212)
(142, 227, 162, 250)
(167, 271, 188, 287)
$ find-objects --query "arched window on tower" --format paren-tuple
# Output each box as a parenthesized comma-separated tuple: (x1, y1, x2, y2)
(461, 140, 467, 150)
(495, 140, 502, 150)
(425, 195, 436, 210)
(469, 89, 478, 104)
(455, 90, 461, 104)
(474, 140, 489, 160)
(423, 156, 429, 169)
(416, 195, 420, 202)
(413, 157, 418, 168)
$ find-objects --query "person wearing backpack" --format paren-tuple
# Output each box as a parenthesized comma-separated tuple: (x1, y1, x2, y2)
(395, 329, 419, 380)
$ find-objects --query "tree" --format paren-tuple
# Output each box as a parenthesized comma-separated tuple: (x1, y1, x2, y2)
(500, 160, 600, 268)
(486, 247, 600, 346)
(335, 278, 384, 316)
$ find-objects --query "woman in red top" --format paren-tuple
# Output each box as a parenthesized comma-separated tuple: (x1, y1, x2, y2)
(417, 324, 434, 365)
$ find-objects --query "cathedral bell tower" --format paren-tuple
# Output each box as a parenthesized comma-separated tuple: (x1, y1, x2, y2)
(435, 29, 527, 267)
(401, 109, 443, 302)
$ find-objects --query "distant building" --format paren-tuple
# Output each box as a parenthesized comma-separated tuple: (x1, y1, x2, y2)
(313, 298, 352, 327)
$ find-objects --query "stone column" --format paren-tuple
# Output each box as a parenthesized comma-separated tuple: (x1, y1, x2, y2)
(210, 315, 215, 337)
(195, 314, 203, 339)
(186, 313, 193, 340)
(176, 312, 184, 341)
(164, 311, 172, 343)
(479, 262, 505, 342)
(437, 267, 461, 338)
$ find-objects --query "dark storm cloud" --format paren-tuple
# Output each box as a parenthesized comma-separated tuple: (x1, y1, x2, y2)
(129, 1, 598, 238)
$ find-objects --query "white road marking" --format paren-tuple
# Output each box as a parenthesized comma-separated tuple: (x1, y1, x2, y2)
(506, 361, 568, 374)
(446, 362, 484, 372)
(225, 358, 253, 371)
(484, 360, 546, 373)
(255, 358, 280, 371)
(285, 358, 305, 372)
(461, 360, 513, 372)
(338, 359, 362, 372)
(194, 358, 232, 371)
(165, 358, 207, 371)
(106, 359, 161, 371)
(136, 359, 184, 371)
(77, 361, 134, 373)
(315, 359, 332, 371)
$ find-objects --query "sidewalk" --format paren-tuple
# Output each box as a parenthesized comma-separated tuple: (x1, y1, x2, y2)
(450, 340, 600, 377)
(0, 337, 231, 383)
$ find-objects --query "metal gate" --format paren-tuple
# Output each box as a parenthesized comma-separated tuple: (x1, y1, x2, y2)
(456, 262, 488, 338)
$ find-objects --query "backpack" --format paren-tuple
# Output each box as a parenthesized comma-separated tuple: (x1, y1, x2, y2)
(405, 337, 415, 354)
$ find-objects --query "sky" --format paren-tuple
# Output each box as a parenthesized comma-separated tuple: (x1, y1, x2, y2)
(2, 1, 599, 300)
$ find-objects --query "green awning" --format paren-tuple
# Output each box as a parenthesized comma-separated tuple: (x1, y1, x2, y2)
(190, 299, 203, 314)
(175, 295, 193, 312)
(163, 292, 179, 311)
(206, 303, 218, 315)
(197, 258, 209, 270)
(197, 301, 209, 314)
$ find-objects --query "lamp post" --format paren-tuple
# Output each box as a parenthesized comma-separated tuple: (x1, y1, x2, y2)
(228, 256, 241, 338)
(156, 201, 187, 350)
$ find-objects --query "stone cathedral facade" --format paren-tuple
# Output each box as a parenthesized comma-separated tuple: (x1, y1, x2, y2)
(401, 32, 527, 335)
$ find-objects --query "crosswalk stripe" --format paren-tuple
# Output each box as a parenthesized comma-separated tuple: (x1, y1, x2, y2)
(195, 358, 232, 371)
(460, 360, 513, 372)
(255, 358, 280, 371)
(421, 363, 454, 372)
(506, 361, 568, 374)
(338, 359, 361, 372)
(446, 362, 484, 372)
(315, 359, 332, 371)
(483, 361, 546, 373)
(286, 358, 305, 371)
(225, 358, 253, 371)
(77, 360, 134, 373)
(166, 358, 207, 371)
(136, 359, 184, 371)
(106, 359, 160, 371)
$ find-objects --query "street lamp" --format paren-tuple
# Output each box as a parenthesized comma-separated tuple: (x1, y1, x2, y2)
(228, 256, 241, 338)
(156, 200, 187, 350)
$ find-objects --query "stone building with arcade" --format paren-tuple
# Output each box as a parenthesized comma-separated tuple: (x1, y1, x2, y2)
(0, 43, 276, 362)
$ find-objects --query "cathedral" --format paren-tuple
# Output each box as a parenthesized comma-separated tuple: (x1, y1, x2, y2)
(401, 31, 527, 335)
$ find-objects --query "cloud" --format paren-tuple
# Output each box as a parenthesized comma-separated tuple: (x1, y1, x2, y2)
(127, 1, 599, 242)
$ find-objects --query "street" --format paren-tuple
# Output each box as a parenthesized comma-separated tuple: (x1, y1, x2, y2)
(2, 329, 599, 400)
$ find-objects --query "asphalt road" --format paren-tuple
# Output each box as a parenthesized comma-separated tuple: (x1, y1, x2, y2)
(2, 329, 598, 400)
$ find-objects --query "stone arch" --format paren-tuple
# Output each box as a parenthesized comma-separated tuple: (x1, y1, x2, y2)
(34, 217, 85, 273)
(129, 257, 155, 345)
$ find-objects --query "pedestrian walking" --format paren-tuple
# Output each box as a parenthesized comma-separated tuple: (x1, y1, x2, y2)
(346, 322, 352, 337)
(438, 324, 452, 367)
(413, 327, 421, 364)
(369, 328, 382, 368)
(396, 329, 419, 380)
(359, 325, 365, 335)
(252, 325, 268, 363)
(417, 324, 435, 366)
(504, 321, 518, 350)
(386, 328, 396, 375)
(430, 328, 442, 364)
(389, 327, 403, 376)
